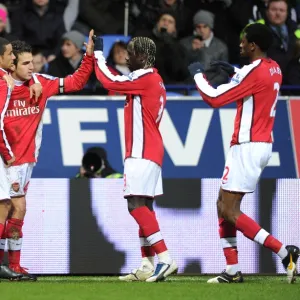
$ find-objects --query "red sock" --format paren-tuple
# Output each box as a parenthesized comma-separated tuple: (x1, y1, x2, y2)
(219, 218, 238, 265)
(6, 218, 23, 267)
(263, 235, 283, 253)
(0, 222, 6, 263)
(130, 207, 167, 255)
(236, 214, 282, 253)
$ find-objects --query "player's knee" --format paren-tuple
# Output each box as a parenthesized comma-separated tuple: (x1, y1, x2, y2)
(221, 208, 236, 224)
(127, 197, 146, 213)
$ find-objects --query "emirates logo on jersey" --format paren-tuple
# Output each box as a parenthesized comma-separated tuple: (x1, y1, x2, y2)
(5, 106, 40, 117)
(5, 100, 41, 117)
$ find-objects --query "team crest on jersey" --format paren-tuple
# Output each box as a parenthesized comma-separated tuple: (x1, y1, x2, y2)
(159, 82, 166, 90)
(12, 182, 20, 192)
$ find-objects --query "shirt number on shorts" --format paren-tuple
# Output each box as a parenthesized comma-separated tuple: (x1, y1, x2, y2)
(222, 166, 230, 182)
(156, 95, 164, 123)
(270, 82, 280, 117)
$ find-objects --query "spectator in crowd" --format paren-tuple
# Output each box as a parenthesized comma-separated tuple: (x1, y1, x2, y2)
(245, 0, 300, 76)
(137, 10, 189, 84)
(74, 0, 125, 36)
(11, 0, 65, 62)
(107, 41, 130, 76)
(47, 30, 85, 77)
(0, 3, 16, 41)
(47, 30, 96, 91)
(32, 48, 47, 73)
(248, 0, 300, 23)
(134, 0, 192, 38)
(180, 10, 228, 68)
(284, 39, 300, 93)
(105, 41, 130, 96)
(76, 147, 122, 179)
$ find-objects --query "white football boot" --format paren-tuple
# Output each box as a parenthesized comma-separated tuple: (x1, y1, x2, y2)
(146, 260, 178, 282)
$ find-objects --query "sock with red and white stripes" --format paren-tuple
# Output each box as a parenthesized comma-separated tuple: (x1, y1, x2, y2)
(130, 207, 172, 264)
(6, 218, 24, 267)
(219, 218, 239, 275)
(0, 222, 6, 263)
(236, 213, 288, 259)
(139, 227, 155, 270)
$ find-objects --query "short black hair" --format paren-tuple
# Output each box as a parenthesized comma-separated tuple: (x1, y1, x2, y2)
(0, 37, 10, 56)
(32, 47, 43, 57)
(11, 40, 32, 65)
(244, 23, 273, 52)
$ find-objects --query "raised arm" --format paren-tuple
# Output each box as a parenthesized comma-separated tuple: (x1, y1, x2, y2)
(194, 63, 259, 108)
(94, 50, 151, 94)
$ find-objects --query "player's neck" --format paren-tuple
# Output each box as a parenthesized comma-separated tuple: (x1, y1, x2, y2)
(250, 52, 266, 62)
(11, 73, 26, 84)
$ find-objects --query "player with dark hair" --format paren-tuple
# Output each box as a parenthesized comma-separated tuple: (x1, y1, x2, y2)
(0, 37, 25, 280)
(189, 23, 299, 284)
(93, 36, 177, 282)
(0, 33, 94, 280)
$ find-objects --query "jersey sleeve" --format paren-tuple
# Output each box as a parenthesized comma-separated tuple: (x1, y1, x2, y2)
(194, 64, 258, 108)
(0, 82, 14, 162)
(94, 50, 152, 94)
(40, 54, 94, 98)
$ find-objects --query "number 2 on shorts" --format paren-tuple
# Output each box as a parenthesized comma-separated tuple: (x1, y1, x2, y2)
(222, 166, 230, 182)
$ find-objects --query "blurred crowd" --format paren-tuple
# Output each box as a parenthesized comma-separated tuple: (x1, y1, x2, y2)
(0, 0, 300, 94)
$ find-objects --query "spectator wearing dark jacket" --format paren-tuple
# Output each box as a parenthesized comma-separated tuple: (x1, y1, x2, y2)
(11, 0, 65, 62)
(246, 0, 300, 77)
(134, 0, 192, 38)
(180, 10, 228, 69)
(284, 39, 300, 93)
(136, 10, 189, 84)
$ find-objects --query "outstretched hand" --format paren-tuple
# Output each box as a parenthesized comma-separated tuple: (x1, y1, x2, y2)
(84, 29, 95, 56)
(92, 34, 104, 52)
(188, 62, 205, 77)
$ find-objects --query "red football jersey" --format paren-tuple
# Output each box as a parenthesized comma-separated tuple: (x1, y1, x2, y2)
(3, 54, 93, 165)
(0, 81, 13, 162)
(94, 51, 166, 166)
(194, 58, 282, 145)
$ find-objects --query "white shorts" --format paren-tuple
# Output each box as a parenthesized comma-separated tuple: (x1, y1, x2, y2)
(123, 158, 163, 198)
(0, 156, 10, 200)
(6, 163, 34, 197)
(221, 143, 272, 193)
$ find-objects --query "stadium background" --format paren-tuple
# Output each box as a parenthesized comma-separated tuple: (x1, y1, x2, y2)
(0, 0, 300, 276)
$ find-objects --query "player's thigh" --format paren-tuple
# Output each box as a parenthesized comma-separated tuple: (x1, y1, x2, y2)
(124, 158, 162, 198)
(7, 163, 34, 198)
(10, 195, 26, 212)
(154, 167, 163, 197)
(221, 143, 272, 193)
